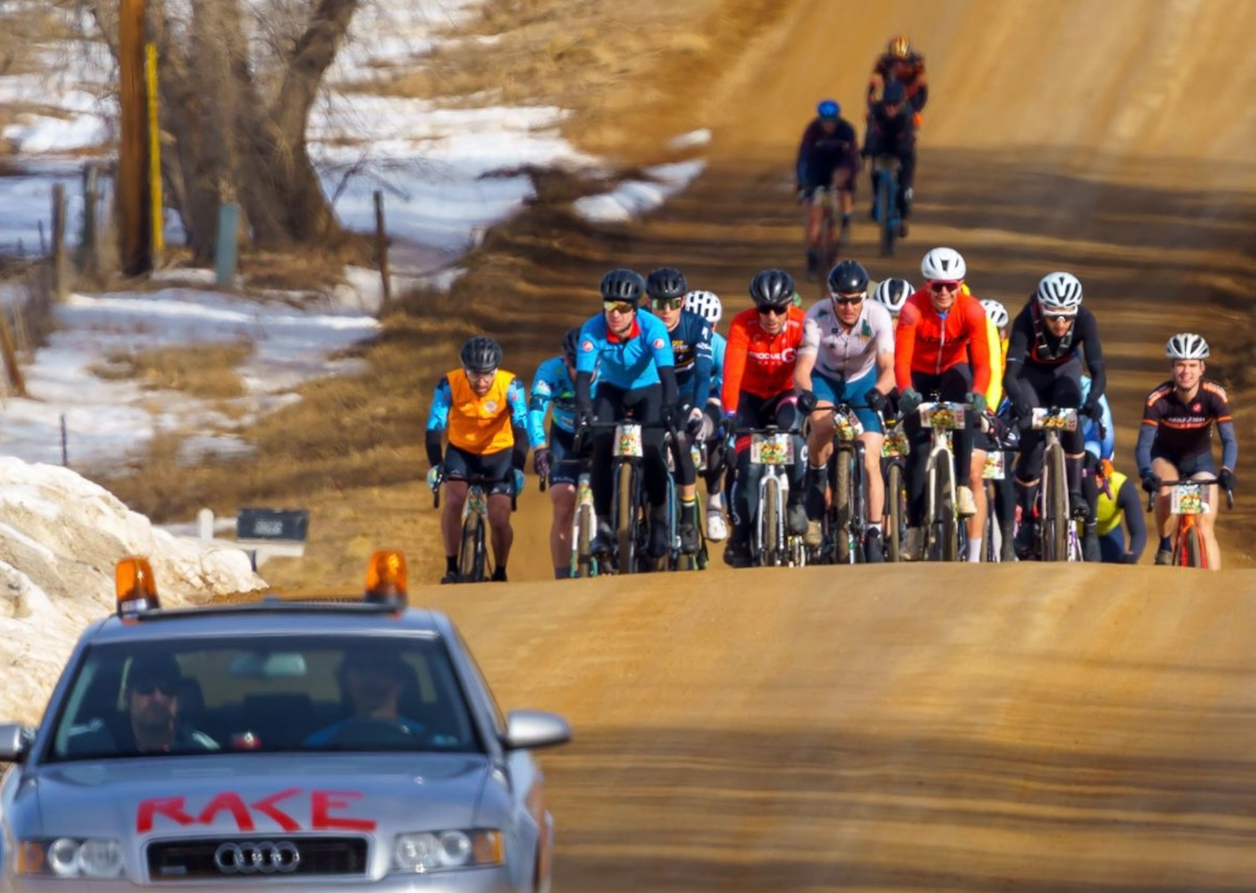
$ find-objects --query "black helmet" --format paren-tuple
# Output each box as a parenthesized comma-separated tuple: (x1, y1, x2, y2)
(599, 268, 646, 303)
(883, 81, 907, 105)
(561, 326, 581, 363)
(646, 266, 687, 301)
(460, 336, 503, 374)
(748, 269, 797, 308)
(827, 259, 869, 295)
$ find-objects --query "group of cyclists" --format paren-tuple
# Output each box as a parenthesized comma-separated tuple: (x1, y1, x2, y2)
(796, 34, 927, 279)
(423, 32, 1238, 580)
(425, 241, 1238, 579)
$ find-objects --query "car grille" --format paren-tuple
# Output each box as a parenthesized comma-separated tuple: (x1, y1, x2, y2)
(147, 837, 369, 881)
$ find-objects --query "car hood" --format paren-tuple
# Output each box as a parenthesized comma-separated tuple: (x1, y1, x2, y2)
(26, 753, 493, 839)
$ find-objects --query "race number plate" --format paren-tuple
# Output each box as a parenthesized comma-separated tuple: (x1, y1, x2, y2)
(750, 433, 794, 466)
(691, 443, 706, 472)
(834, 407, 864, 442)
(1170, 483, 1207, 516)
(881, 423, 910, 458)
(613, 422, 644, 458)
(920, 403, 966, 431)
(1031, 407, 1079, 431)
(577, 474, 594, 507)
(982, 450, 1006, 480)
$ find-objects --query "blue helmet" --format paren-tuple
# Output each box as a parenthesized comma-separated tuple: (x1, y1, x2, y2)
(817, 99, 840, 120)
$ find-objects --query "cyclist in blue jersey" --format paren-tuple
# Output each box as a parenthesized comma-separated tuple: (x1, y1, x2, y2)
(530, 327, 591, 580)
(644, 267, 712, 554)
(685, 289, 729, 541)
(575, 269, 680, 559)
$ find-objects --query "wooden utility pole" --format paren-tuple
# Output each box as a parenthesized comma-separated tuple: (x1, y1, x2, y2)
(118, 0, 151, 277)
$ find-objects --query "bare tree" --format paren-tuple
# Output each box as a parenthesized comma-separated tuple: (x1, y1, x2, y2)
(87, 0, 360, 263)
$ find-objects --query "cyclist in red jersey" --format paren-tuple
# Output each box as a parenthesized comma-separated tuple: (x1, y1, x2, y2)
(721, 269, 809, 567)
(894, 247, 992, 560)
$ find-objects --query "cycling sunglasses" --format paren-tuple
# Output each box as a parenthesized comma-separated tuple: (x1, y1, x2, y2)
(831, 293, 865, 306)
(650, 298, 684, 311)
(928, 280, 962, 293)
(603, 300, 637, 314)
(757, 304, 791, 317)
(1044, 311, 1077, 323)
(132, 678, 180, 697)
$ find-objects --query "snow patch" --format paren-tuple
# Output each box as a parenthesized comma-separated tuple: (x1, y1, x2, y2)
(573, 160, 707, 224)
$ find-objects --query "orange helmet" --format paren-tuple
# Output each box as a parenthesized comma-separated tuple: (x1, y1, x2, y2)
(888, 34, 911, 59)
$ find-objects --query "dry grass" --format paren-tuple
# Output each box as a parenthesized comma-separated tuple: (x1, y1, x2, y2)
(90, 342, 253, 400)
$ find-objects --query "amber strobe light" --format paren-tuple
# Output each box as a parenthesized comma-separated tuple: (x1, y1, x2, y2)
(115, 556, 161, 615)
(365, 550, 408, 604)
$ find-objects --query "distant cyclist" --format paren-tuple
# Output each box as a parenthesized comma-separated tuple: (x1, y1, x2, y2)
(1136, 333, 1237, 568)
(575, 269, 679, 561)
(980, 298, 1018, 561)
(530, 327, 589, 580)
(1078, 371, 1115, 561)
(894, 247, 991, 560)
(644, 266, 712, 553)
(795, 99, 861, 278)
(427, 336, 532, 584)
(867, 34, 928, 120)
(862, 80, 916, 238)
(721, 269, 809, 567)
(1094, 459, 1147, 564)
(873, 277, 913, 323)
(795, 259, 896, 561)
(684, 288, 731, 542)
(1003, 272, 1107, 559)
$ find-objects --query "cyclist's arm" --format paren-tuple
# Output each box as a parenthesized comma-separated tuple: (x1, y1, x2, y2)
(796, 122, 815, 184)
(1134, 402, 1159, 473)
(1219, 418, 1238, 473)
(1117, 478, 1147, 560)
(425, 376, 453, 468)
(872, 312, 896, 395)
(966, 302, 992, 396)
(1078, 310, 1107, 399)
(527, 364, 554, 448)
(1002, 313, 1032, 406)
(893, 304, 918, 392)
(1099, 395, 1115, 460)
(794, 318, 820, 392)
(507, 377, 533, 469)
(913, 79, 929, 113)
(691, 322, 714, 409)
(721, 320, 750, 416)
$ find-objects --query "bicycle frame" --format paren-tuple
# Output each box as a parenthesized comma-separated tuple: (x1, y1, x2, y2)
(810, 186, 840, 270)
(1150, 478, 1231, 569)
(742, 426, 802, 567)
(828, 404, 867, 564)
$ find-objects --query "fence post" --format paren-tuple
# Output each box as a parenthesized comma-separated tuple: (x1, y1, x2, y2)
(0, 310, 25, 398)
(80, 164, 99, 279)
(373, 190, 392, 317)
(215, 203, 239, 288)
(50, 183, 67, 301)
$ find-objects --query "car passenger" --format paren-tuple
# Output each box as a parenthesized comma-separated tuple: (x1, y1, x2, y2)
(304, 651, 424, 747)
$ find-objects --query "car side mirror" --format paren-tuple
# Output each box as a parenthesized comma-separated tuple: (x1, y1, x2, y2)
(0, 723, 35, 763)
(501, 710, 571, 751)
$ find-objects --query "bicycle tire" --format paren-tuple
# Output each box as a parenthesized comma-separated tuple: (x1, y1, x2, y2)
(834, 446, 853, 564)
(1182, 525, 1204, 568)
(1044, 442, 1069, 562)
(576, 503, 594, 577)
(932, 455, 958, 562)
(983, 482, 1000, 563)
(887, 462, 906, 562)
(458, 510, 486, 582)
(878, 171, 895, 257)
(762, 476, 781, 567)
(615, 462, 636, 574)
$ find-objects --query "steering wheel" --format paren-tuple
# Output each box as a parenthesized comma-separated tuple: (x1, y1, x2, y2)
(325, 718, 417, 748)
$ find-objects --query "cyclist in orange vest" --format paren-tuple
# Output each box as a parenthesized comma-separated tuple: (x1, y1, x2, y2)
(426, 336, 534, 583)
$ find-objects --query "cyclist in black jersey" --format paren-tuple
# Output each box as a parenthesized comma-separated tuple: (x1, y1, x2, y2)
(1136, 332, 1237, 568)
(1003, 272, 1106, 559)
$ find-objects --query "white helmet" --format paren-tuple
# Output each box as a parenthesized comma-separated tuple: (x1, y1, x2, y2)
(921, 247, 966, 281)
(873, 278, 913, 313)
(1036, 271, 1083, 313)
(980, 299, 1009, 329)
(683, 289, 722, 326)
(1165, 332, 1209, 360)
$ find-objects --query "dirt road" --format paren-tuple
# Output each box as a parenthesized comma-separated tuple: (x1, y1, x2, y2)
(261, 1, 1256, 887)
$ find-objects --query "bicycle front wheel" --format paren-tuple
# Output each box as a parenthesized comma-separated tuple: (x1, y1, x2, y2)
(458, 510, 486, 582)
(1181, 524, 1204, 568)
(833, 447, 853, 564)
(615, 462, 637, 574)
(931, 456, 958, 562)
(1043, 442, 1069, 562)
(762, 476, 781, 566)
(575, 503, 594, 577)
(887, 462, 906, 562)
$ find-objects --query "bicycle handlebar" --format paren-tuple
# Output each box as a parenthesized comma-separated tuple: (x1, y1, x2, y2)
(1144, 478, 1234, 513)
(429, 472, 520, 511)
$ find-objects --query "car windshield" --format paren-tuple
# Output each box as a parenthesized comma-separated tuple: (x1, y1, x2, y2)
(46, 634, 482, 761)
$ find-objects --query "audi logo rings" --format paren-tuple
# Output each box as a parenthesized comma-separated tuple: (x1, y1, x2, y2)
(213, 841, 301, 874)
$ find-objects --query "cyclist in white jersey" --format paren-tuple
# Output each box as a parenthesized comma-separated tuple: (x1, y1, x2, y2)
(794, 259, 896, 561)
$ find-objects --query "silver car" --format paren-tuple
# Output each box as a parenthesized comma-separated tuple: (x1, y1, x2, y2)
(0, 554, 571, 892)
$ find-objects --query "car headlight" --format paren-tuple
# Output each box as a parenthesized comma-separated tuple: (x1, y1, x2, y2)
(391, 829, 503, 873)
(17, 838, 125, 878)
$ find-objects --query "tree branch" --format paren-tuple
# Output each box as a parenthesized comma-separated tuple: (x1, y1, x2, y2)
(271, 0, 358, 143)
